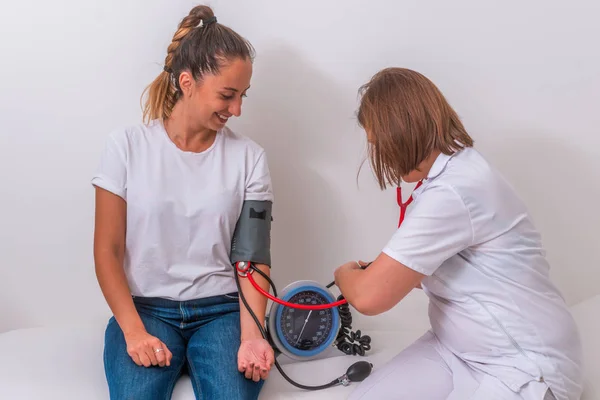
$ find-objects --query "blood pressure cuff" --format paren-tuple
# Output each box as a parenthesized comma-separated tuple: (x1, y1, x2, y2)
(230, 200, 273, 267)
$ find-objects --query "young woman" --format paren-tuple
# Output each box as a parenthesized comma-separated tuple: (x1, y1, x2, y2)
(334, 68, 583, 400)
(92, 5, 274, 400)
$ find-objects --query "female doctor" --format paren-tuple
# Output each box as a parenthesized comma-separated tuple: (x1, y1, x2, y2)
(334, 68, 583, 400)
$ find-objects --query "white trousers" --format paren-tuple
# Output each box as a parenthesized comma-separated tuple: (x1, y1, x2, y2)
(348, 331, 555, 400)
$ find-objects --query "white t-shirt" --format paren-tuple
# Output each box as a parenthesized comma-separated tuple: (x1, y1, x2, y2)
(383, 148, 583, 400)
(91, 119, 273, 301)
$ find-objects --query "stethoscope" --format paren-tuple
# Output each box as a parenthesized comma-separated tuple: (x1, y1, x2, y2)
(397, 180, 423, 227)
(234, 180, 423, 391)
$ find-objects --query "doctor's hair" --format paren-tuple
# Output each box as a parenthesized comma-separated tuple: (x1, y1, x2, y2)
(357, 68, 473, 190)
(141, 5, 255, 123)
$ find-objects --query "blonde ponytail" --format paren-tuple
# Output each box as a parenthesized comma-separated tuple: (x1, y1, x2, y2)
(141, 70, 176, 123)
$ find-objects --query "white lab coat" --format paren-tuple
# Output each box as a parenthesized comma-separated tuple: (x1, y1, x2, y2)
(350, 148, 583, 400)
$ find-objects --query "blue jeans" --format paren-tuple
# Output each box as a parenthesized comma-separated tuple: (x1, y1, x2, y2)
(104, 293, 264, 400)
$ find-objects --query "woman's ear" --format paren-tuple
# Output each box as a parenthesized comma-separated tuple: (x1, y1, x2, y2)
(178, 71, 194, 98)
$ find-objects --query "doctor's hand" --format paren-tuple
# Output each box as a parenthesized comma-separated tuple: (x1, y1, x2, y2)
(334, 260, 363, 286)
(238, 338, 274, 382)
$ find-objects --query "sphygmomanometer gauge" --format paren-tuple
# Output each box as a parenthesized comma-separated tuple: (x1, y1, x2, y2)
(267, 280, 340, 361)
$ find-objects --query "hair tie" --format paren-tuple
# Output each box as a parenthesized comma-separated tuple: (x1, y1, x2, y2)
(197, 16, 217, 28)
(163, 66, 172, 73)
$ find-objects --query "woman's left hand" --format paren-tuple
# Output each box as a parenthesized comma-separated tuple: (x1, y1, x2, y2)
(238, 338, 274, 382)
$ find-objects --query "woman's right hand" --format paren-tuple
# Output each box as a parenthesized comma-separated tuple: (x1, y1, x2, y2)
(124, 329, 173, 367)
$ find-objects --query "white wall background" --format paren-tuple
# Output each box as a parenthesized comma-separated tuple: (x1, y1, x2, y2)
(1, 0, 599, 334)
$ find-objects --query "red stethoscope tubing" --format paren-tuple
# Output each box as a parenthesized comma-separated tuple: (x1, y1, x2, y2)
(242, 268, 348, 310)
(237, 181, 423, 310)
(396, 181, 422, 227)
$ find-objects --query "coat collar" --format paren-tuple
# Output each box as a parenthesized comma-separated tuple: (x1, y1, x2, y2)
(411, 151, 458, 198)
(427, 151, 454, 180)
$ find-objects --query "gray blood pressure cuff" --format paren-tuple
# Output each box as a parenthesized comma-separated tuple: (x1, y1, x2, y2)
(230, 200, 273, 267)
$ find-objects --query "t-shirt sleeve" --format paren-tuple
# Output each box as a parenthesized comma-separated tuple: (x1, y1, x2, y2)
(90, 132, 127, 200)
(382, 184, 473, 276)
(245, 150, 274, 202)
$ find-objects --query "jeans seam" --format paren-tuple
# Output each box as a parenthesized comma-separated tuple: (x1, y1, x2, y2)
(187, 354, 203, 400)
(163, 361, 185, 400)
(179, 302, 185, 329)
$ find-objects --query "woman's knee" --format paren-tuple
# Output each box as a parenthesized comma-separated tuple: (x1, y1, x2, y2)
(103, 316, 185, 399)
(186, 351, 264, 400)
(186, 312, 265, 399)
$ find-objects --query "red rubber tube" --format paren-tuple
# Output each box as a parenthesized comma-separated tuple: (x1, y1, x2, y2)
(397, 180, 423, 227)
(242, 266, 347, 310)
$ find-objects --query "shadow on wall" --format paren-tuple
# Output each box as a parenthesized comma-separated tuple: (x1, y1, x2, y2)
(235, 44, 362, 287)
(0, 290, 33, 333)
(487, 133, 600, 306)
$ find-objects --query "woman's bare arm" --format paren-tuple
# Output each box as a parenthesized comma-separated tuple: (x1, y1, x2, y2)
(93, 187, 143, 333)
(93, 187, 171, 367)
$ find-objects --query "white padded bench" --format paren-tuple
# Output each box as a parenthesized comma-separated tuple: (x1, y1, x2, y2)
(1, 295, 598, 400)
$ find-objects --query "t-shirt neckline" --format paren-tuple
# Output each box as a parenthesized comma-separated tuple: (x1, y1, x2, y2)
(156, 119, 222, 156)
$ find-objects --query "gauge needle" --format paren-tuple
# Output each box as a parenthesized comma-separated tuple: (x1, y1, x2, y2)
(295, 310, 312, 345)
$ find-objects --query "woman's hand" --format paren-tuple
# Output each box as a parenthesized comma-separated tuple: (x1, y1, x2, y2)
(124, 329, 173, 368)
(238, 338, 274, 382)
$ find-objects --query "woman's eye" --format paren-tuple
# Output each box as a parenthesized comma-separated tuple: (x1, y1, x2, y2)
(220, 92, 247, 100)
